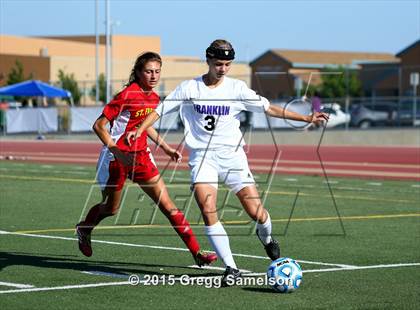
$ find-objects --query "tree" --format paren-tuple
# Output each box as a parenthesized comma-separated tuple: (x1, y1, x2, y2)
(294, 82, 319, 98)
(7, 60, 33, 85)
(90, 73, 106, 104)
(57, 69, 81, 105)
(319, 66, 362, 98)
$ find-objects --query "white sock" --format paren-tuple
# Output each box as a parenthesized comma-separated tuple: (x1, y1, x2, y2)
(204, 221, 237, 269)
(256, 212, 272, 245)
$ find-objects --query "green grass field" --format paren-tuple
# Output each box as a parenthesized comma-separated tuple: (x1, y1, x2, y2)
(1, 161, 419, 309)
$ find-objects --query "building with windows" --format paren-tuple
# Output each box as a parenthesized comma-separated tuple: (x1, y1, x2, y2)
(0, 34, 250, 104)
(250, 49, 398, 99)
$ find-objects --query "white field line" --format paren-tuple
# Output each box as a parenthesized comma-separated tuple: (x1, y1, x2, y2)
(0, 276, 222, 294)
(82, 265, 252, 280)
(303, 263, 420, 273)
(81, 271, 130, 279)
(229, 252, 357, 268)
(323, 180, 339, 184)
(187, 265, 252, 273)
(0, 281, 130, 294)
(0, 282, 34, 288)
(299, 260, 356, 268)
(246, 262, 420, 276)
(0, 230, 191, 253)
(0, 230, 351, 268)
(2, 262, 420, 294)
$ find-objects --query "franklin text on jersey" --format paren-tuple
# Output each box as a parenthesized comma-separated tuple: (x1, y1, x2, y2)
(193, 104, 231, 116)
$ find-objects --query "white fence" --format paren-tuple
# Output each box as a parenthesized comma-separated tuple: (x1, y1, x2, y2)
(6, 108, 58, 133)
(5, 107, 180, 134)
(70, 107, 102, 132)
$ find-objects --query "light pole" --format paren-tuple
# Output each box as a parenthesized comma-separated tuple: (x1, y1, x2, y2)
(110, 20, 120, 98)
(295, 76, 302, 98)
(95, 0, 99, 105)
(345, 66, 350, 130)
(410, 72, 419, 126)
(105, 0, 111, 104)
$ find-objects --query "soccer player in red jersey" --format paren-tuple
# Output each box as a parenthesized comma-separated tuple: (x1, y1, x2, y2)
(76, 52, 217, 267)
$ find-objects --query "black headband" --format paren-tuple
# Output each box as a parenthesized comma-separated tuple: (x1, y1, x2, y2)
(206, 46, 235, 60)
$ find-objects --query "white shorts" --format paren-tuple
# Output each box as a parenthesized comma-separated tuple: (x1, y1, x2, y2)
(96, 147, 114, 191)
(188, 147, 255, 193)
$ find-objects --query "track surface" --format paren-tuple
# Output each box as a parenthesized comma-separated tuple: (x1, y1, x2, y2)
(0, 140, 419, 180)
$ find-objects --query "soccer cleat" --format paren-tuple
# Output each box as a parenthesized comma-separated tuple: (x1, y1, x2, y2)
(76, 222, 93, 257)
(194, 251, 218, 267)
(256, 229, 281, 261)
(221, 266, 242, 287)
(264, 239, 281, 261)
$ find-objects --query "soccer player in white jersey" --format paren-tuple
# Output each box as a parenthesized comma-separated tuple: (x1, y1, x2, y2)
(126, 40, 328, 286)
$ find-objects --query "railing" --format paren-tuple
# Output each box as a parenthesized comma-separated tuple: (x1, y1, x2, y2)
(1, 96, 419, 135)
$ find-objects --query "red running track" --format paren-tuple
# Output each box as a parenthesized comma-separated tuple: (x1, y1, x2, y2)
(0, 140, 419, 181)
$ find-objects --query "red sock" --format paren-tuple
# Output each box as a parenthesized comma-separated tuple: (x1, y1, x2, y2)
(168, 211, 200, 256)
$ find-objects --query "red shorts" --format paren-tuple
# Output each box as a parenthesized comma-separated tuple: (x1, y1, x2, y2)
(97, 148, 159, 191)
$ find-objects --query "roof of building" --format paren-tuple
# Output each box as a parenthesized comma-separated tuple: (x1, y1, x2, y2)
(162, 55, 201, 62)
(0, 34, 160, 59)
(396, 39, 420, 57)
(251, 49, 398, 68)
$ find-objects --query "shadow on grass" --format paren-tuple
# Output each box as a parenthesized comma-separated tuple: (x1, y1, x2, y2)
(241, 287, 276, 294)
(0, 251, 219, 278)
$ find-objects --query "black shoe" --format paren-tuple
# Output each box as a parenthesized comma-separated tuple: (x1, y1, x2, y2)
(256, 229, 281, 261)
(221, 266, 241, 287)
(264, 239, 281, 261)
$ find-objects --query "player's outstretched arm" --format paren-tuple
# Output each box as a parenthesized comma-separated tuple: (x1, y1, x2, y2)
(265, 104, 328, 125)
(146, 127, 182, 163)
(126, 111, 161, 146)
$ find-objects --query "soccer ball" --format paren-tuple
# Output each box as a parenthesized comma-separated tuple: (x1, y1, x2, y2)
(267, 257, 303, 293)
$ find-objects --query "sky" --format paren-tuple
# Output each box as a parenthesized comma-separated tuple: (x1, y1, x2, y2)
(0, 0, 419, 62)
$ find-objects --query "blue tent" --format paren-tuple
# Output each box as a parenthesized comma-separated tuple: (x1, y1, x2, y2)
(0, 80, 71, 98)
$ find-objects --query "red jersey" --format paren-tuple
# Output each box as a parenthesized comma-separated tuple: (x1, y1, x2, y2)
(102, 83, 160, 152)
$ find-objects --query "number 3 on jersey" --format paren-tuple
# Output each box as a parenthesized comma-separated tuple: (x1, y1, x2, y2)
(204, 115, 215, 131)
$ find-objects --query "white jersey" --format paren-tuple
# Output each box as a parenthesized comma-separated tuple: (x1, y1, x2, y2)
(155, 76, 269, 149)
